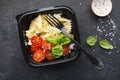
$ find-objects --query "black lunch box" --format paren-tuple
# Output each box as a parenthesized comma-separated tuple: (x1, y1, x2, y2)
(16, 6, 81, 67)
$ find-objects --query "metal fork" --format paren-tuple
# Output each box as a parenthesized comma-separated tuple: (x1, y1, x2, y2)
(43, 14, 104, 69)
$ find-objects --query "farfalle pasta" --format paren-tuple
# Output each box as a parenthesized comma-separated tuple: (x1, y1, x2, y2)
(26, 13, 72, 39)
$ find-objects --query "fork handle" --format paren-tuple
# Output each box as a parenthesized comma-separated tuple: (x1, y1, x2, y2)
(64, 33, 104, 69)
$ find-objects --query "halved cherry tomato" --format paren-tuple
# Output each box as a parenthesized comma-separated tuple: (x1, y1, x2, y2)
(63, 45, 70, 56)
(30, 45, 42, 53)
(43, 40, 53, 50)
(32, 50, 45, 63)
(30, 36, 55, 62)
(30, 36, 43, 46)
(45, 50, 55, 61)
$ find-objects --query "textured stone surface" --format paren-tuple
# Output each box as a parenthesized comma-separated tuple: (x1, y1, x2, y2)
(0, 0, 120, 80)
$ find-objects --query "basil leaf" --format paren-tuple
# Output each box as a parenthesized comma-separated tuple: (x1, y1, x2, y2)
(56, 34, 71, 45)
(99, 39, 113, 49)
(46, 37, 59, 45)
(51, 45, 63, 58)
(46, 34, 71, 45)
(86, 35, 97, 46)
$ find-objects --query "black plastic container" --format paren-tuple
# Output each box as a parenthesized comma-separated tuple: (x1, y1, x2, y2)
(16, 6, 81, 67)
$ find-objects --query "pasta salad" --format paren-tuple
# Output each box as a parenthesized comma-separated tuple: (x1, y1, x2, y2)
(25, 13, 74, 63)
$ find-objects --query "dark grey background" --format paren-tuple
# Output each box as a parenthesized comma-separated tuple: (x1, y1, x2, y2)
(0, 0, 120, 80)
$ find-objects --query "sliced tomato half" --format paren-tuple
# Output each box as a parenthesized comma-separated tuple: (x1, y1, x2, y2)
(63, 45, 70, 56)
(32, 50, 45, 63)
(43, 40, 53, 50)
(30, 45, 42, 53)
(45, 50, 55, 61)
(30, 36, 43, 46)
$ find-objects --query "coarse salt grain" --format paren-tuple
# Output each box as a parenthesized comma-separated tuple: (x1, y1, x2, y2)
(109, 61, 113, 64)
(117, 50, 119, 53)
(114, 31, 116, 34)
(93, 49, 96, 51)
(100, 21, 103, 23)
(79, 3, 82, 5)
(105, 34, 108, 36)
(101, 26, 104, 29)
(103, 29, 105, 31)
(110, 38, 113, 41)
(108, 22, 111, 25)
(108, 51, 112, 54)
(112, 34, 115, 37)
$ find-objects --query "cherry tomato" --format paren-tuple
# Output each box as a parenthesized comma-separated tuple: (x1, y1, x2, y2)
(63, 45, 70, 56)
(30, 45, 42, 53)
(45, 51, 55, 61)
(43, 41, 53, 50)
(30, 36, 43, 46)
(32, 50, 45, 63)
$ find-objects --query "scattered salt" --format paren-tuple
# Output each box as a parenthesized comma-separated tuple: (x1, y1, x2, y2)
(117, 50, 119, 53)
(105, 24, 108, 27)
(101, 26, 104, 29)
(93, 49, 96, 51)
(112, 34, 115, 37)
(112, 26, 116, 30)
(100, 21, 103, 23)
(110, 38, 113, 41)
(103, 29, 106, 31)
(109, 61, 113, 64)
(92, 16, 117, 52)
(79, 3, 82, 5)
(109, 33, 112, 36)
(108, 15, 117, 30)
(108, 51, 112, 54)
(105, 34, 108, 36)
(97, 25, 99, 28)
(113, 31, 116, 34)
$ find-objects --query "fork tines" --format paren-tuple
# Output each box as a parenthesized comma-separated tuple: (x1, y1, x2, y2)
(43, 14, 63, 29)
